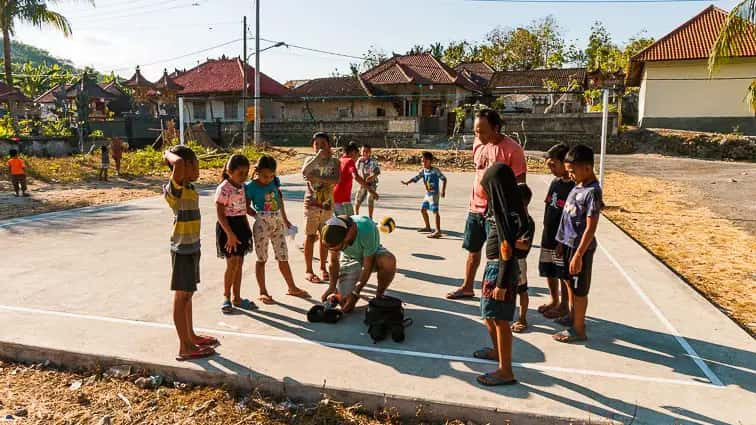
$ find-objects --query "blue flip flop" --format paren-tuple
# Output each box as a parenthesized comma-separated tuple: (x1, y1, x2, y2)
(221, 299, 233, 314)
(234, 298, 258, 311)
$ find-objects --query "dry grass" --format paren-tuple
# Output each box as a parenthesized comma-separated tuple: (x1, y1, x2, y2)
(0, 360, 467, 425)
(602, 171, 756, 335)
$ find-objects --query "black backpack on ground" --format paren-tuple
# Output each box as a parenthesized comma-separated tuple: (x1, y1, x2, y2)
(364, 296, 412, 343)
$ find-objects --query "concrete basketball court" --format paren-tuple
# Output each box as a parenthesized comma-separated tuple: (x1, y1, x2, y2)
(0, 171, 753, 424)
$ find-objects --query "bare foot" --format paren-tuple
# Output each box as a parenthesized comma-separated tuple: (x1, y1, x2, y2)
(287, 287, 310, 298)
(258, 294, 275, 305)
(427, 231, 442, 239)
(511, 320, 528, 333)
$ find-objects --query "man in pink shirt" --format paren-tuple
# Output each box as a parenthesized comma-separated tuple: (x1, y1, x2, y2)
(447, 109, 527, 300)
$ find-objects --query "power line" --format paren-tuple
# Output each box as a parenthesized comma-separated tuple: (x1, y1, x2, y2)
(110, 38, 242, 72)
(68, 0, 174, 17)
(253, 37, 365, 60)
(69, 2, 199, 22)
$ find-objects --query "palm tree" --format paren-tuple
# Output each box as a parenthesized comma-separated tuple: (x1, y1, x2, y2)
(0, 1, 87, 86)
(708, 0, 756, 112)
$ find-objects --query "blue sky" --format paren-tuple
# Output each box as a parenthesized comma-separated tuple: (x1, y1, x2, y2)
(14, 0, 741, 83)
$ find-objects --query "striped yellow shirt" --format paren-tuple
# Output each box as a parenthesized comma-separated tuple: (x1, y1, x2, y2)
(164, 178, 201, 254)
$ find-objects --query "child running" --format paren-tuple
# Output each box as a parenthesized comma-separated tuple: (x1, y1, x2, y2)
(473, 163, 526, 386)
(511, 183, 535, 333)
(6, 149, 29, 197)
(538, 143, 574, 320)
(554, 144, 604, 343)
(333, 141, 376, 217)
(245, 155, 310, 303)
(215, 154, 255, 313)
(163, 145, 218, 361)
(401, 151, 447, 238)
(354, 144, 380, 219)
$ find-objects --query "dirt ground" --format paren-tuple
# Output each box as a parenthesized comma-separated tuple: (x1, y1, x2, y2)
(0, 359, 463, 425)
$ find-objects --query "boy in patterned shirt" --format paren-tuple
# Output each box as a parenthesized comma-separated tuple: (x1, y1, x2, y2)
(354, 144, 380, 219)
(402, 151, 447, 238)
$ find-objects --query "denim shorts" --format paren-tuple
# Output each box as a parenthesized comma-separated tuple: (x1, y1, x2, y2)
(480, 261, 516, 321)
(462, 213, 488, 253)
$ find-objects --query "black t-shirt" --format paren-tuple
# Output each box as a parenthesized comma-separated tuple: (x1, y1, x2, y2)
(485, 213, 526, 260)
(514, 215, 535, 259)
(541, 177, 575, 249)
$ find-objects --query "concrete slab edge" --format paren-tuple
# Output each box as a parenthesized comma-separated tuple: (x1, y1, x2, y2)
(0, 341, 620, 425)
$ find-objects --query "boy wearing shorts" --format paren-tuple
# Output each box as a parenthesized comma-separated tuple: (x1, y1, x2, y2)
(354, 144, 380, 219)
(538, 143, 574, 319)
(402, 151, 447, 239)
(554, 144, 603, 343)
(163, 145, 218, 361)
(6, 149, 28, 197)
(512, 183, 535, 333)
(302, 132, 340, 283)
(333, 142, 376, 217)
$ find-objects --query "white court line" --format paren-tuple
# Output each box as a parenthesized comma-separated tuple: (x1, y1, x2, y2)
(0, 304, 721, 389)
(597, 242, 724, 387)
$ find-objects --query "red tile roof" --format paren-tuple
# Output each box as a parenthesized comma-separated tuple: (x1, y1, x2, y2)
(361, 54, 481, 92)
(627, 6, 756, 86)
(489, 68, 587, 91)
(173, 56, 288, 96)
(632, 5, 756, 63)
(287, 76, 370, 98)
(155, 69, 183, 91)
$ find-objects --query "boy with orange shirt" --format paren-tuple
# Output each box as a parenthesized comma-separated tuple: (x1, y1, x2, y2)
(7, 149, 29, 197)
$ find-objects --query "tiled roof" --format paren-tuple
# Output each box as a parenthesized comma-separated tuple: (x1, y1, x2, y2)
(284, 79, 310, 89)
(173, 56, 288, 96)
(155, 69, 184, 91)
(100, 81, 129, 97)
(34, 84, 69, 103)
(489, 68, 587, 91)
(361, 53, 481, 91)
(0, 81, 29, 102)
(288, 76, 370, 98)
(455, 62, 495, 90)
(123, 66, 156, 89)
(632, 5, 756, 62)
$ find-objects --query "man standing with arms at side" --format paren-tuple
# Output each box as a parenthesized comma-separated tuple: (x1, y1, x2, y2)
(447, 109, 527, 300)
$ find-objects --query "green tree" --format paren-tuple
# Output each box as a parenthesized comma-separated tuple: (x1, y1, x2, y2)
(406, 44, 428, 55)
(584, 21, 623, 71)
(0, 1, 90, 86)
(530, 15, 566, 68)
(442, 40, 481, 68)
(709, 0, 756, 112)
(12, 60, 73, 98)
(481, 26, 542, 70)
(350, 44, 388, 75)
(429, 42, 444, 60)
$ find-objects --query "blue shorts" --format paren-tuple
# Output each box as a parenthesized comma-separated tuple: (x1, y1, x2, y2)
(462, 213, 488, 252)
(480, 261, 516, 321)
(421, 193, 440, 213)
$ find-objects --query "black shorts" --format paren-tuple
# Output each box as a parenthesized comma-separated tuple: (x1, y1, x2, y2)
(565, 246, 594, 297)
(171, 251, 200, 292)
(462, 213, 487, 253)
(216, 216, 253, 258)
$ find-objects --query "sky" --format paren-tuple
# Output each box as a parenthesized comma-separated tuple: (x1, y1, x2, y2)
(13, 0, 743, 83)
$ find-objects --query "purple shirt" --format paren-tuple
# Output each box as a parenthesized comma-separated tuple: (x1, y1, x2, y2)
(556, 180, 604, 250)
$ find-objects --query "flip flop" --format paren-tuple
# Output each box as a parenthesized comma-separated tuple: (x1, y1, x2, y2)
(287, 288, 311, 298)
(427, 232, 442, 239)
(476, 373, 518, 387)
(554, 315, 573, 326)
(473, 348, 498, 361)
(537, 304, 556, 313)
(446, 289, 475, 300)
(321, 271, 330, 282)
(175, 346, 216, 362)
(305, 273, 323, 284)
(194, 335, 220, 347)
(511, 321, 528, 333)
(553, 328, 587, 344)
(234, 298, 258, 310)
(221, 299, 233, 314)
(543, 308, 566, 319)
(258, 294, 275, 305)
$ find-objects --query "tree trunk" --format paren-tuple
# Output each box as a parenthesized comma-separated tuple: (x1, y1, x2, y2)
(3, 25, 12, 86)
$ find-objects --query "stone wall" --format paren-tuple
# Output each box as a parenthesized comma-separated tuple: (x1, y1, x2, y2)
(0, 139, 73, 157)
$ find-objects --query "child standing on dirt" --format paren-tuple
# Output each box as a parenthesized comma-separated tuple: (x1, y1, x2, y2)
(333, 142, 376, 217)
(402, 151, 447, 238)
(163, 145, 218, 361)
(7, 149, 29, 197)
(245, 155, 310, 304)
(538, 143, 574, 320)
(215, 154, 255, 314)
(355, 144, 380, 219)
(511, 183, 535, 333)
(554, 144, 604, 344)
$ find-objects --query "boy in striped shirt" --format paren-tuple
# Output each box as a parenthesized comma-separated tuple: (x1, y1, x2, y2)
(163, 145, 218, 361)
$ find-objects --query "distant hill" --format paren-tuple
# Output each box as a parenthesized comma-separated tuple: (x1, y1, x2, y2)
(0, 39, 103, 78)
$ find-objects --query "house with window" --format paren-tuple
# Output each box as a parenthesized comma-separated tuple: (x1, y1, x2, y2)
(280, 76, 397, 121)
(172, 55, 288, 123)
(627, 5, 756, 135)
(488, 68, 587, 113)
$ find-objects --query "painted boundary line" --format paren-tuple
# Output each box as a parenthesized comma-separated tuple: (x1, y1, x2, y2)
(0, 304, 721, 389)
(597, 242, 724, 387)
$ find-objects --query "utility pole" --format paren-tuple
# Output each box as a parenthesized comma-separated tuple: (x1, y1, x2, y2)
(254, 0, 261, 145)
(242, 16, 247, 147)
